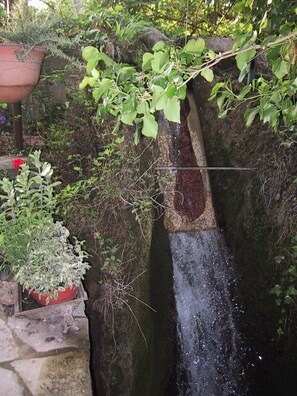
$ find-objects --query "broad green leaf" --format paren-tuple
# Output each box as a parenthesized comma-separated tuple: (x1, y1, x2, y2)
(184, 38, 205, 54)
(82, 46, 99, 61)
(207, 50, 216, 60)
(151, 51, 169, 73)
(262, 104, 278, 125)
(238, 62, 251, 82)
(152, 41, 167, 52)
(176, 85, 187, 100)
(155, 93, 168, 111)
(151, 85, 164, 110)
(272, 59, 290, 79)
(79, 76, 96, 89)
(92, 79, 113, 102)
(142, 52, 154, 70)
(235, 49, 256, 71)
(121, 111, 137, 126)
(142, 114, 158, 138)
(91, 68, 99, 78)
(238, 85, 251, 99)
(217, 93, 229, 112)
(164, 96, 180, 123)
(137, 101, 149, 114)
(209, 82, 226, 101)
(201, 68, 214, 82)
(244, 107, 259, 127)
(165, 85, 177, 98)
(232, 31, 257, 52)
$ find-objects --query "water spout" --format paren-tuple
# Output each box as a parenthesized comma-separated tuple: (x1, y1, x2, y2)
(157, 90, 245, 395)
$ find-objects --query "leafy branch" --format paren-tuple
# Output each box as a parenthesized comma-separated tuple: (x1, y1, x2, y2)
(80, 31, 296, 142)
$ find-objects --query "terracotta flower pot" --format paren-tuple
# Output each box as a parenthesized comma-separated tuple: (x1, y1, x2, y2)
(0, 44, 47, 103)
(29, 284, 79, 306)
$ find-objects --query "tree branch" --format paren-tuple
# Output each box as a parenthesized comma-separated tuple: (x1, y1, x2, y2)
(179, 32, 297, 87)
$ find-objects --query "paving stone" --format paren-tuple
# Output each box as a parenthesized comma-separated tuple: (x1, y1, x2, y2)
(12, 351, 92, 396)
(0, 318, 20, 362)
(7, 316, 89, 353)
(0, 367, 24, 395)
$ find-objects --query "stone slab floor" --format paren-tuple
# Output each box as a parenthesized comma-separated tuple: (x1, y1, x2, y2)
(0, 282, 93, 396)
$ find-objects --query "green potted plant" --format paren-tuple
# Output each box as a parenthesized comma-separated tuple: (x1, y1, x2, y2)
(0, 0, 78, 103)
(0, 150, 90, 305)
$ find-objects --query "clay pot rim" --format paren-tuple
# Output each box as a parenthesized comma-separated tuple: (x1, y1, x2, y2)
(0, 43, 48, 55)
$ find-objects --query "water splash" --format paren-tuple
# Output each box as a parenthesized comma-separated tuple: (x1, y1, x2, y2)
(170, 229, 245, 395)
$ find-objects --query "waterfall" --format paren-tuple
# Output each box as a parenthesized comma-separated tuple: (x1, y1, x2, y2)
(170, 228, 245, 395)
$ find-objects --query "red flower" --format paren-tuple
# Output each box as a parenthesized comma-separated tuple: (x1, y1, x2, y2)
(12, 158, 25, 169)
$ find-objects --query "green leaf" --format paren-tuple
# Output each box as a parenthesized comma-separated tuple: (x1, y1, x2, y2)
(238, 63, 250, 82)
(238, 85, 251, 99)
(79, 76, 96, 89)
(201, 68, 214, 82)
(176, 85, 187, 100)
(97, 52, 114, 67)
(184, 38, 205, 54)
(244, 107, 259, 127)
(151, 85, 165, 111)
(286, 286, 297, 296)
(152, 41, 167, 52)
(232, 31, 257, 52)
(92, 79, 113, 102)
(235, 49, 256, 71)
(142, 52, 154, 70)
(82, 46, 99, 62)
(207, 50, 216, 60)
(151, 51, 169, 73)
(142, 114, 158, 138)
(155, 93, 168, 111)
(164, 96, 180, 123)
(209, 82, 226, 101)
(165, 85, 177, 98)
(136, 101, 149, 115)
(120, 111, 137, 126)
(270, 284, 282, 296)
(262, 103, 278, 125)
(272, 59, 290, 79)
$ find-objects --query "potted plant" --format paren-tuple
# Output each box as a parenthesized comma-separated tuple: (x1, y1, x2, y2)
(0, 0, 79, 103)
(0, 150, 90, 305)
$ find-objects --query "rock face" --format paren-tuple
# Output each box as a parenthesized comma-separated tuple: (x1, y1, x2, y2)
(192, 68, 297, 395)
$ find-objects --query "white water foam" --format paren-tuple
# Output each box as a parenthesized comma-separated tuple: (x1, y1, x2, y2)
(170, 229, 245, 395)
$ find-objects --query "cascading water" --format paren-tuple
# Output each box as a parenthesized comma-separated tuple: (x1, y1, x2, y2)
(170, 229, 245, 395)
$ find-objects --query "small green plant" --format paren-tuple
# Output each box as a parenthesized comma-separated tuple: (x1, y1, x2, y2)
(0, 150, 89, 300)
(270, 236, 297, 335)
(58, 132, 161, 233)
(15, 219, 89, 299)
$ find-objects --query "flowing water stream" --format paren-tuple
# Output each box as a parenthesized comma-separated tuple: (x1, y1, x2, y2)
(170, 228, 245, 395)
